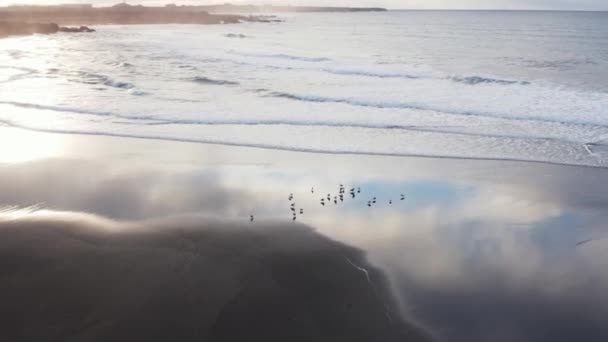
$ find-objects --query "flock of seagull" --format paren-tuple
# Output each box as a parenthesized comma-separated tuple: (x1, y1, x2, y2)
(246, 185, 608, 250)
(250, 184, 405, 222)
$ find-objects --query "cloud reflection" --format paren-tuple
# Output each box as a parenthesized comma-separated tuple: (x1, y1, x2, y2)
(0, 159, 256, 220)
(1, 157, 607, 342)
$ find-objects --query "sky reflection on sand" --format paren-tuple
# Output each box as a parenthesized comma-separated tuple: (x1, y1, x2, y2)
(1, 127, 607, 341)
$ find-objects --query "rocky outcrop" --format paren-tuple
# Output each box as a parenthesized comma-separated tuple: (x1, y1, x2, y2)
(1, 21, 96, 38)
(58, 25, 96, 33)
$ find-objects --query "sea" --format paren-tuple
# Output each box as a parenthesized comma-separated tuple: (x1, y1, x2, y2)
(1, 10, 607, 167)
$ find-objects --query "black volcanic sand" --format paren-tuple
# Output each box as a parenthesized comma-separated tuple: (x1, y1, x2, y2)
(0, 213, 430, 342)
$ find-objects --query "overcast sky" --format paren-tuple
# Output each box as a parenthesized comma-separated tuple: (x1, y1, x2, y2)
(1, 0, 607, 11)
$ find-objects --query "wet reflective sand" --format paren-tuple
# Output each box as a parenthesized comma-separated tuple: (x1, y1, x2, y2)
(1, 127, 607, 341)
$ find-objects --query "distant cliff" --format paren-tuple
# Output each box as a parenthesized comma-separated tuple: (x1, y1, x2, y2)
(0, 3, 383, 37)
(0, 4, 278, 27)
(194, 5, 389, 13)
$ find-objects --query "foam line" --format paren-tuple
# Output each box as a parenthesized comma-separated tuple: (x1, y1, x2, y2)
(0, 100, 605, 145)
(266, 91, 608, 128)
(1, 119, 606, 169)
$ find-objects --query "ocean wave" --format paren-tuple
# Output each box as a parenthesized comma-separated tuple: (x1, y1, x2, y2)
(127, 88, 147, 96)
(190, 76, 239, 86)
(268, 91, 431, 110)
(504, 57, 599, 71)
(218, 54, 428, 79)
(60, 70, 135, 89)
(115, 61, 135, 68)
(450, 75, 530, 86)
(0, 65, 38, 83)
(1, 99, 605, 147)
(0, 101, 158, 122)
(224, 33, 248, 39)
(266, 91, 608, 128)
(216, 54, 530, 85)
(322, 68, 422, 79)
(177, 64, 198, 70)
(230, 51, 331, 63)
(103, 79, 135, 89)
(269, 54, 331, 62)
(7, 50, 27, 60)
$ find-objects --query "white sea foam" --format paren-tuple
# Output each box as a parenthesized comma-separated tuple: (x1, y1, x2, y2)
(0, 13, 607, 167)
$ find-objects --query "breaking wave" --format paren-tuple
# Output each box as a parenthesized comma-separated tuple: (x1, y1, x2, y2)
(52, 70, 136, 89)
(0, 99, 605, 145)
(190, 76, 239, 86)
(103, 79, 135, 89)
(211, 55, 531, 85)
(450, 75, 530, 85)
(322, 68, 423, 79)
(224, 33, 248, 39)
(0, 65, 38, 83)
(230, 51, 332, 62)
(266, 91, 608, 128)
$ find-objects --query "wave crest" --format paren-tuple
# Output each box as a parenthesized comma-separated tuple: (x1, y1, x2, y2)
(190, 76, 239, 86)
(451, 75, 530, 86)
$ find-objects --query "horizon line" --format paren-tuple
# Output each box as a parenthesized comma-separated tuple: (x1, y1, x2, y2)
(0, 4, 606, 12)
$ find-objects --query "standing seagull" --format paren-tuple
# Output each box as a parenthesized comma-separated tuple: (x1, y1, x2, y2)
(250, 215, 254, 222)
(400, 194, 405, 200)
(311, 187, 314, 194)
(300, 209, 304, 214)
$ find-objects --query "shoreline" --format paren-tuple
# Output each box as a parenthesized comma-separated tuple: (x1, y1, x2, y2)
(0, 124, 604, 170)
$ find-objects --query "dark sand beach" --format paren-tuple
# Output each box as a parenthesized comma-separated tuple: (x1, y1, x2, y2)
(1, 126, 607, 341)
